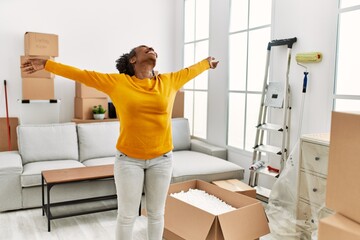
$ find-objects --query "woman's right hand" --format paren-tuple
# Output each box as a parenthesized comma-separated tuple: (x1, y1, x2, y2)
(21, 59, 47, 74)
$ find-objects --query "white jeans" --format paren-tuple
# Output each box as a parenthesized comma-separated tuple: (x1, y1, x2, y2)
(114, 150, 173, 240)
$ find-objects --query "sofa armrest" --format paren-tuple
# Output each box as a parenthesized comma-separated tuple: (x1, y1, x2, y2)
(190, 139, 227, 160)
(0, 151, 23, 174)
(0, 151, 23, 212)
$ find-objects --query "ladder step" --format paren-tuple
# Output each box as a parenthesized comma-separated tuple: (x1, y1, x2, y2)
(254, 145, 282, 155)
(257, 123, 284, 132)
(253, 166, 279, 178)
(254, 186, 271, 203)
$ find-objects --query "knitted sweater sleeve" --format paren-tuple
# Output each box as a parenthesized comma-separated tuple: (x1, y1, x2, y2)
(45, 60, 118, 95)
(168, 59, 210, 90)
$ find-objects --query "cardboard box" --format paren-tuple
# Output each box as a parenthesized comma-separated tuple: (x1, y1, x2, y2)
(318, 213, 360, 240)
(212, 179, 256, 198)
(22, 78, 54, 100)
(75, 97, 108, 120)
(164, 180, 270, 240)
(24, 32, 58, 57)
(20, 56, 54, 78)
(75, 82, 107, 98)
(0, 118, 19, 152)
(327, 111, 360, 223)
(172, 91, 184, 118)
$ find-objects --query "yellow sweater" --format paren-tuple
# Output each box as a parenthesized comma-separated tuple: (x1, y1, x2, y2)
(45, 59, 210, 159)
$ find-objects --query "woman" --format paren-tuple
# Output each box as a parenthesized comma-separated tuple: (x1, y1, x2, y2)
(21, 45, 218, 240)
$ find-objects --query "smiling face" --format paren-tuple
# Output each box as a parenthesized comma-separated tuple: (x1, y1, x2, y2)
(130, 45, 158, 66)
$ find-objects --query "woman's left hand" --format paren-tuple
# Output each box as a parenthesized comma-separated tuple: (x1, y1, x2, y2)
(206, 57, 219, 69)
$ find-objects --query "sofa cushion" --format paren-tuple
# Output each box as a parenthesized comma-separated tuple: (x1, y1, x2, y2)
(21, 160, 84, 187)
(172, 118, 191, 151)
(82, 157, 115, 167)
(17, 123, 79, 165)
(171, 150, 244, 183)
(77, 121, 119, 162)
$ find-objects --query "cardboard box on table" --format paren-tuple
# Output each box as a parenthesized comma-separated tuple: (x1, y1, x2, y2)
(164, 180, 269, 240)
(22, 78, 54, 100)
(327, 111, 360, 223)
(212, 179, 256, 198)
(318, 213, 360, 240)
(74, 97, 108, 120)
(20, 56, 54, 78)
(24, 32, 58, 57)
(75, 82, 107, 98)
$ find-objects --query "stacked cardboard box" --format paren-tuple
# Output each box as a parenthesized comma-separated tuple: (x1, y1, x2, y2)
(318, 112, 360, 240)
(22, 32, 58, 100)
(74, 82, 109, 120)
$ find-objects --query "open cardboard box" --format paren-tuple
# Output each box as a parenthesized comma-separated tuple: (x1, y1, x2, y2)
(164, 180, 269, 240)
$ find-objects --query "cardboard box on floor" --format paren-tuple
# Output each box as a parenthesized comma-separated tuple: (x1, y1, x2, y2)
(327, 111, 360, 223)
(24, 32, 58, 57)
(212, 179, 256, 198)
(74, 97, 108, 119)
(22, 77, 54, 100)
(318, 213, 360, 240)
(20, 56, 54, 78)
(75, 82, 107, 98)
(164, 180, 269, 240)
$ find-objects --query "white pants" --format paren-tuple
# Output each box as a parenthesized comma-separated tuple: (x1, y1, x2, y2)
(114, 150, 173, 240)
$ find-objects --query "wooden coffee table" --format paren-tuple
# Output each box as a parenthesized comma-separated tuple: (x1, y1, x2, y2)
(41, 164, 117, 232)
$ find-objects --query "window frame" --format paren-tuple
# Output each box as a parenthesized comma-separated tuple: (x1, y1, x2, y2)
(183, 0, 210, 138)
(333, 3, 360, 111)
(227, 0, 272, 151)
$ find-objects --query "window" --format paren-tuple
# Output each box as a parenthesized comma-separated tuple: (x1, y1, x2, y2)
(227, 0, 272, 151)
(334, 1, 360, 111)
(183, 0, 210, 138)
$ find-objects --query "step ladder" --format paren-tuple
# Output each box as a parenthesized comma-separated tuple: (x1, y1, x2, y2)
(249, 37, 297, 202)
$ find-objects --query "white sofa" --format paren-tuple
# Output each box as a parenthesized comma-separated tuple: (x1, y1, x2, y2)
(0, 118, 244, 212)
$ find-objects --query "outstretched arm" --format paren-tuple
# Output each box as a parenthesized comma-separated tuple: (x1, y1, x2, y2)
(21, 59, 117, 95)
(170, 56, 219, 90)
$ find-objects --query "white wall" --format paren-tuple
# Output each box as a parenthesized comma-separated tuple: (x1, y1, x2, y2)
(0, 0, 177, 122)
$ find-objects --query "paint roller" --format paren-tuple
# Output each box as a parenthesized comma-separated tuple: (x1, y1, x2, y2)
(296, 52, 323, 93)
(295, 52, 322, 138)
(296, 52, 322, 64)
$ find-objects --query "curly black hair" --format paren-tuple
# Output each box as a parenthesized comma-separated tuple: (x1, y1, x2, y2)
(115, 47, 137, 76)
